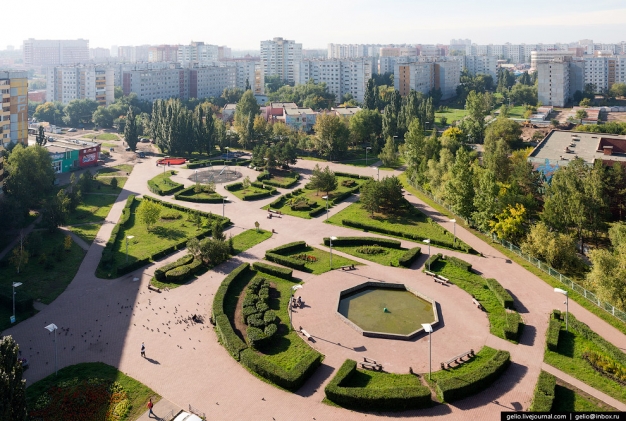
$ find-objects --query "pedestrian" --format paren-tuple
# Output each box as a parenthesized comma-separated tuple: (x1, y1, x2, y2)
(147, 398, 154, 417)
(141, 342, 146, 358)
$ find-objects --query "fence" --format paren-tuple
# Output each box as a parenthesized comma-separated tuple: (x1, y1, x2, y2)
(189, 404, 206, 419)
(407, 176, 626, 324)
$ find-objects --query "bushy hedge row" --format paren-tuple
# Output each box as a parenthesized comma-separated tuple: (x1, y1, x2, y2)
(308, 207, 326, 218)
(251, 181, 276, 192)
(331, 187, 359, 205)
(546, 311, 562, 352)
(324, 360, 432, 411)
(215, 314, 248, 361)
(445, 256, 472, 271)
(147, 171, 184, 196)
(268, 241, 307, 255)
(243, 278, 278, 348)
(252, 262, 293, 280)
(225, 182, 243, 191)
(529, 371, 556, 411)
(335, 172, 373, 180)
(323, 236, 402, 248)
(265, 253, 306, 271)
(174, 186, 224, 203)
(243, 191, 273, 201)
(212, 263, 251, 319)
(100, 195, 135, 268)
(399, 247, 422, 268)
(568, 312, 626, 367)
(484, 278, 514, 309)
(154, 254, 194, 281)
(240, 347, 323, 391)
(115, 257, 151, 275)
(165, 265, 191, 283)
(186, 159, 227, 169)
(424, 253, 442, 270)
(435, 349, 510, 402)
(504, 311, 522, 342)
(142, 195, 231, 228)
(257, 171, 300, 188)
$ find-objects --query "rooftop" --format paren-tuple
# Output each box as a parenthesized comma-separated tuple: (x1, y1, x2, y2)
(269, 102, 298, 109)
(284, 107, 316, 116)
(333, 107, 361, 117)
(45, 138, 99, 154)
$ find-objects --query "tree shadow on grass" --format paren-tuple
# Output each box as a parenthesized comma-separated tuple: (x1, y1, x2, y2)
(556, 330, 576, 358)
(296, 363, 335, 397)
(150, 226, 187, 241)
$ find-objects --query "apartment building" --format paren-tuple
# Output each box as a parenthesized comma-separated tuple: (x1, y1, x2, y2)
(220, 59, 265, 94)
(536, 55, 585, 107)
(454, 55, 498, 79)
(117, 45, 150, 63)
(178, 42, 220, 66)
(0, 71, 28, 146)
(46, 66, 115, 106)
(531, 51, 575, 70)
(293, 58, 374, 103)
(148, 45, 179, 62)
(393, 58, 460, 100)
(112, 62, 174, 86)
(434, 61, 461, 100)
(23, 39, 89, 66)
(89, 48, 111, 61)
(379, 56, 420, 75)
(189, 66, 236, 99)
(260, 37, 302, 84)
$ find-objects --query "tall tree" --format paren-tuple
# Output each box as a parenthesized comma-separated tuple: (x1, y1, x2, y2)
(137, 199, 162, 231)
(312, 114, 349, 160)
(483, 138, 511, 183)
(0, 336, 27, 421)
(363, 78, 377, 110)
(460, 91, 493, 143)
(124, 107, 139, 152)
(41, 190, 70, 232)
(587, 223, 626, 311)
(445, 148, 475, 219)
(472, 169, 500, 232)
(3, 144, 54, 209)
(359, 179, 381, 216)
(35, 125, 47, 146)
(378, 137, 398, 167)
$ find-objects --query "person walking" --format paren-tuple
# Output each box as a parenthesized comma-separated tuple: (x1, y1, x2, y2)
(141, 342, 146, 358)
(147, 398, 154, 418)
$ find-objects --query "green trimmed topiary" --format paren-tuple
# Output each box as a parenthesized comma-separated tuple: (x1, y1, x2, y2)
(252, 262, 294, 280)
(529, 371, 556, 411)
(398, 247, 422, 268)
(445, 255, 472, 271)
(484, 278, 514, 309)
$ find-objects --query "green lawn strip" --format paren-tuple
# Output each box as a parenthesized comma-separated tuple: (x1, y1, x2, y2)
(425, 346, 498, 386)
(229, 186, 270, 200)
(93, 176, 127, 193)
(0, 230, 85, 305)
(26, 362, 160, 421)
(430, 260, 514, 342)
(326, 201, 467, 253)
(67, 223, 102, 245)
(276, 245, 361, 274)
(258, 168, 300, 188)
(298, 156, 327, 162)
(379, 158, 406, 171)
(232, 229, 273, 255)
(544, 323, 626, 403)
(507, 106, 527, 118)
(95, 164, 133, 178)
(552, 381, 617, 412)
(148, 170, 183, 195)
(343, 369, 422, 388)
(67, 193, 118, 225)
(82, 133, 120, 141)
(435, 108, 468, 124)
(329, 244, 408, 267)
(398, 173, 626, 336)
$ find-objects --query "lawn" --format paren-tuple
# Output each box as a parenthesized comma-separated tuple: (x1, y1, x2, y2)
(429, 259, 516, 342)
(0, 230, 85, 305)
(507, 105, 527, 119)
(330, 244, 409, 267)
(67, 223, 102, 245)
(67, 193, 119, 225)
(82, 133, 120, 141)
(379, 157, 406, 171)
(342, 368, 422, 388)
(27, 362, 160, 421)
(175, 188, 223, 202)
(425, 346, 498, 385)
(552, 381, 617, 412)
(341, 158, 381, 168)
(435, 107, 468, 125)
(232, 229, 273, 255)
(544, 318, 626, 404)
(327, 201, 467, 252)
(93, 176, 127, 193)
(263, 176, 364, 219)
(148, 170, 183, 195)
(95, 164, 133, 178)
(276, 245, 361, 274)
(231, 186, 272, 200)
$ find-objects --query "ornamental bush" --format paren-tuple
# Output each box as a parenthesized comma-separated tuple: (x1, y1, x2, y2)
(164, 265, 191, 283)
(252, 262, 294, 280)
(398, 247, 422, 268)
(240, 348, 322, 391)
(445, 256, 472, 271)
(154, 254, 194, 281)
(322, 236, 402, 248)
(265, 252, 306, 271)
(484, 278, 514, 309)
(529, 371, 556, 411)
(424, 253, 443, 270)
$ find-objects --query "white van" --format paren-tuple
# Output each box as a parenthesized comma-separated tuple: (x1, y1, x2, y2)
(173, 411, 203, 421)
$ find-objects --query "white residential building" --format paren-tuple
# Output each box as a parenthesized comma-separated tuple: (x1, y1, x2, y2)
(294, 58, 374, 103)
(112, 62, 175, 87)
(178, 42, 220, 67)
(189, 66, 236, 99)
(260, 37, 302, 84)
(117, 45, 150, 63)
(23, 39, 89, 66)
(394, 59, 460, 100)
(531, 51, 575, 70)
(220, 59, 265, 94)
(451, 55, 497, 79)
(536, 55, 585, 107)
(379, 55, 420, 75)
(46, 65, 114, 105)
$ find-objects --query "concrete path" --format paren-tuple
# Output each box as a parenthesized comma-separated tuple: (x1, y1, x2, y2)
(59, 226, 91, 251)
(4, 155, 625, 421)
(135, 398, 183, 421)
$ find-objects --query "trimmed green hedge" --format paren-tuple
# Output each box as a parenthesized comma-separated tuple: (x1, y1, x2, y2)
(268, 241, 307, 255)
(100, 195, 135, 268)
(174, 186, 224, 203)
(154, 254, 194, 281)
(435, 349, 510, 402)
(546, 311, 561, 352)
(322, 236, 402, 248)
(215, 314, 248, 361)
(504, 311, 522, 342)
(165, 265, 191, 283)
(529, 371, 556, 411)
(308, 207, 326, 218)
(252, 262, 293, 280)
(568, 312, 626, 367)
(424, 253, 442, 270)
(445, 256, 472, 271)
(212, 263, 251, 319)
(334, 171, 373, 180)
(484, 278, 514, 309)
(225, 182, 243, 191)
(265, 253, 306, 271)
(240, 348, 322, 391)
(399, 247, 422, 268)
(243, 191, 273, 201)
(325, 360, 432, 411)
(147, 171, 184, 195)
(257, 171, 300, 188)
(186, 159, 228, 169)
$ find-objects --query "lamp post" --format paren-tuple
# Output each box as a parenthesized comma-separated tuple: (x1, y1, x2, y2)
(450, 219, 456, 244)
(371, 166, 379, 181)
(225, 146, 229, 160)
(12, 282, 22, 324)
(222, 196, 229, 217)
(195, 170, 198, 183)
(322, 195, 329, 220)
(423, 239, 431, 270)
(125, 235, 134, 263)
(554, 288, 569, 332)
(44, 323, 58, 375)
(422, 323, 433, 380)
(329, 236, 338, 269)
(365, 146, 372, 166)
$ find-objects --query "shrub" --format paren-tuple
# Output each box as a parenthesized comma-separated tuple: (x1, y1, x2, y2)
(504, 311, 522, 342)
(154, 254, 194, 281)
(174, 186, 224, 203)
(247, 314, 266, 328)
(240, 348, 323, 391)
(323, 236, 402, 248)
(546, 315, 562, 352)
(268, 241, 307, 255)
(225, 182, 243, 191)
(324, 360, 432, 411)
(252, 262, 293, 280)
(308, 207, 326, 217)
(242, 306, 258, 319)
(484, 278, 514, 309)
(424, 253, 442, 270)
(568, 313, 626, 367)
(215, 314, 247, 360)
(398, 247, 422, 268)
(164, 265, 191, 283)
(243, 191, 273, 201)
(529, 371, 556, 411)
(212, 263, 251, 319)
(265, 253, 306, 271)
(435, 349, 510, 402)
(445, 256, 472, 271)
(355, 245, 387, 255)
(263, 310, 277, 324)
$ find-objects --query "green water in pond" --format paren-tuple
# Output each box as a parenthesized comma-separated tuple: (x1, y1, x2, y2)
(339, 288, 434, 335)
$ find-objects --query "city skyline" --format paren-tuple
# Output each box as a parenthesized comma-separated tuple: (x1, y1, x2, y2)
(5, 0, 626, 50)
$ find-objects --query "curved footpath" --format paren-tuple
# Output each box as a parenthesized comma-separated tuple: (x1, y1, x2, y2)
(5, 157, 626, 420)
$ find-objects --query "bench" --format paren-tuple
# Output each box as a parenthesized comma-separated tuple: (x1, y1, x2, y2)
(341, 265, 355, 271)
(436, 275, 449, 283)
(441, 349, 475, 369)
(299, 327, 312, 340)
(147, 284, 161, 293)
(434, 277, 447, 285)
(424, 271, 436, 277)
(361, 361, 382, 371)
(472, 298, 484, 310)
(268, 209, 282, 215)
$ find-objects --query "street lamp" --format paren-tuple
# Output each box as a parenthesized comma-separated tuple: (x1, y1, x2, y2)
(322, 195, 330, 220)
(125, 235, 134, 263)
(365, 146, 372, 166)
(329, 236, 338, 269)
(12, 282, 22, 324)
(450, 219, 456, 244)
(423, 239, 431, 270)
(44, 323, 58, 375)
(371, 166, 379, 181)
(222, 196, 229, 217)
(195, 170, 198, 183)
(554, 288, 569, 332)
(422, 323, 433, 380)
(225, 146, 229, 160)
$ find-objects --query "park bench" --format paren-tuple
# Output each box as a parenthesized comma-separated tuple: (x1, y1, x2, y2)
(472, 298, 484, 310)
(434, 277, 447, 285)
(268, 209, 282, 215)
(361, 361, 382, 371)
(441, 349, 475, 369)
(424, 271, 436, 277)
(341, 265, 356, 271)
(299, 326, 312, 340)
(435, 275, 449, 283)
(147, 284, 161, 293)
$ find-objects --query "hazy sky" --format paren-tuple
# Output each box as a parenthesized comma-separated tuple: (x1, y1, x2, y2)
(6, 0, 626, 50)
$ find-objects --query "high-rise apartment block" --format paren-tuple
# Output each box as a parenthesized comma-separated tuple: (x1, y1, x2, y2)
(89, 48, 111, 61)
(148, 45, 179, 62)
(23, 39, 89, 66)
(220, 59, 265, 94)
(46, 66, 115, 106)
(0, 71, 28, 147)
(117, 45, 150, 63)
(294, 58, 374, 103)
(260, 38, 302, 84)
(178, 42, 220, 66)
(450, 55, 498, 79)
(394, 60, 460, 100)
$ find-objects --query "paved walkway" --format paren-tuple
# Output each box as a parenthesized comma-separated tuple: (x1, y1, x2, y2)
(135, 398, 182, 421)
(59, 227, 91, 251)
(4, 156, 626, 421)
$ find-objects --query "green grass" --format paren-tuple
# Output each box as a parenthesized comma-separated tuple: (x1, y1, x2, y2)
(26, 362, 160, 421)
(148, 170, 180, 194)
(342, 369, 422, 388)
(67, 223, 102, 245)
(330, 244, 409, 267)
(82, 133, 120, 141)
(230, 186, 272, 200)
(93, 176, 127, 193)
(339, 158, 380, 168)
(544, 321, 626, 404)
(507, 105, 527, 118)
(379, 157, 406, 171)
(176, 189, 223, 202)
(430, 259, 515, 342)
(95, 164, 133, 178)
(327, 201, 459, 250)
(0, 230, 85, 305)
(425, 346, 498, 385)
(67, 194, 118, 225)
(435, 107, 468, 125)
(552, 382, 616, 412)
(279, 245, 361, 274)
(101, 142, 117, 149)
(232, 229, 273, 255)
(398, 172, 626, 336)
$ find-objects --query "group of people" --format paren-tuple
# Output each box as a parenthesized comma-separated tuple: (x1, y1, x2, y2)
(291, 296, 304, 308)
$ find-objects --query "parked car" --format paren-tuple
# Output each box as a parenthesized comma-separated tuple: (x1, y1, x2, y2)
(125, 147, 131, 151)
(141, 138, 150, 143)
(173, 412, 202, 421)
(67, 128, 77, 132)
